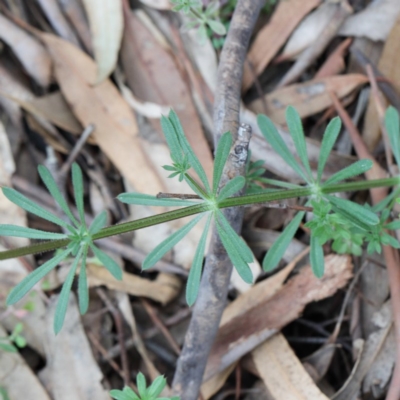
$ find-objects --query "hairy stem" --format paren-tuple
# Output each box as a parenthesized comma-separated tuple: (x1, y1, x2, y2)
(0, 177, 398, 261)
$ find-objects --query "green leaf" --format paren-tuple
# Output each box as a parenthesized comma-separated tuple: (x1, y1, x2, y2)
(78, 246, 89, 315)
(161, 115, 184, 164)
(0, 342, 17, 353)
(207, 19, 226, 35)
(385, 220, 400, 230)
(385, 106, 400, 166)
(117, 193, 198, 207)
(213, 132, 232, 194)
(7, 247, 72, 305)
(186, 213, 212, 306)
(90, 244, 122, 280)
(168, 110, 211, 193)
(0, 225, 67, 240)
(2, 187, 70, 228)
(257, 114, 308, 182)
(256, 178, 301, 189)
(216, 220, 253, 284)
(110, 387, 139, 400)
(215, 210, 253, 263)
(317, 117, 341, 182)
(137, 372, 147, 398)
(326, 195, 379, 226)
(381, 233, 400, 248)
(148, 375, 167, 397)
(89, 211, 108, 235)
(310, 235, 324, 278)
(72, 163, 86, 226)
(143, 213, 204, 270)
(54, 247, 83, 334)
(323, 159, 373, 186)
(38, 165, 79, 226)
(286, 106, 312, 179)
(263, 212, 304, 271)
(217, 176, 245, 202)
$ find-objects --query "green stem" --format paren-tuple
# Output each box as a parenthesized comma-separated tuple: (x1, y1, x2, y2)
(0, 177, 398, 261)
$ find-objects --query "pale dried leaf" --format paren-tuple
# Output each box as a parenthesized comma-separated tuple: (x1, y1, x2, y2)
(204, 254, 353, 380)
(243, 0, 321, 90)
(86, 263, 180, 305)
(41, 33, 163, 194)
(0, 325, 50, 400)
(249, 74, 368, 124)
(1, 91, 82, 134)
(252, 334, 329, 400)
(281, 2, 337, 60)
(139, 0, 171, 9)
(36, 0, 80, 45)
(0, 13, 51, 86)
(82, 0, 123, 83)
(39, 294, 110, 400)
(339, 0, 400, 42)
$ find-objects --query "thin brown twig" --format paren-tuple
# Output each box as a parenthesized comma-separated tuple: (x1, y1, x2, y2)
(141, 299, 181, 356)
(96, 288, 130, 386)
(172, 1, 265, 398)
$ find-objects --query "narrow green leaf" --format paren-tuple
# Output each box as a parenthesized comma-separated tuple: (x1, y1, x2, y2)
(262, 211, 304, 271)
(317, 117, 341, 182)
(216, 220, 253, 284)
(136, 372, 147, 398)
(186, 213, 212, 306)
(385, 220, 400, 230)
(110, 387, 138, 400)
(38, 165, 79, 226)
(310, 235, 324, 278)
(148, 375, 167, 397)
(161, 115, 183, 164)
(0, 342, 17, 353)
(385, 106, 400, 167)
(215, 210, 253, 263)
(90, 244, 122, 280)
(143, 213, 204, 270)
(169, 110, 211, 193)
(117, 192, 199, 207)
(256, 178, 301, 189)
(382, 233, 400, 248)
(0, 225, 67, 240)
(54, 247, 83, 334)
(323, 159, 373, 186)
(326, 195, 379, 226)
(286, 106, 312, 179)
(72, 163, 86, 226)
(7, 247, 72, 305)
(89, 211, 108, 235)
(207, 19, 226, 35)
(183, 174, 209, 199)
(213, 132, 232, 194)
(217, 176, 245, 202)
(257, 114, 308, 182)
(2, 187, 70, 228)
(78, 246, 89, 315)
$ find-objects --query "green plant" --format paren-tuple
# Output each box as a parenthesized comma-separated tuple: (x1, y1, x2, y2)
(110, 373, 179, 400)
(1, 107, 400, 332)
(171, 0, 226, 43)
(0, 323, 26, 353)
(1, 163, 122, 334)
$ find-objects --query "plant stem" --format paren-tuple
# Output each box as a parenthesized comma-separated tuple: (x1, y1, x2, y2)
(0, 177, 398, 261)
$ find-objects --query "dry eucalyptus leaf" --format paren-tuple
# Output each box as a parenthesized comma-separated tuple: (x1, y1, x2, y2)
(251, 333, 330, 400)
(339, 0, 400, 42)
(0, 13, 51, 87)
(82, 0, 123, 83)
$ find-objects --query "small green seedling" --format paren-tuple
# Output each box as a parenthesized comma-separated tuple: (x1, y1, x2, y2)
(0, 323, 26, 353)
(110, 373, 180, 400)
